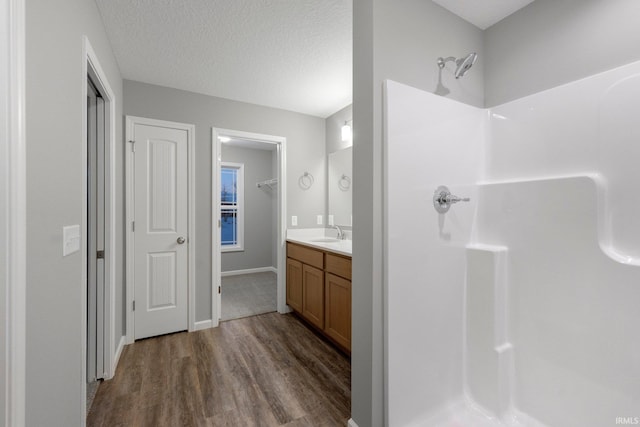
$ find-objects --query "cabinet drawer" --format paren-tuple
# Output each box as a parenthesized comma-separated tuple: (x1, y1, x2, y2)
(326, 253, 352, 280)
(287, 242, 324, 269)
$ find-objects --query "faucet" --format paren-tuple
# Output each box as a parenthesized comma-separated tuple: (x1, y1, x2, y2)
(333, 225, 345, 240)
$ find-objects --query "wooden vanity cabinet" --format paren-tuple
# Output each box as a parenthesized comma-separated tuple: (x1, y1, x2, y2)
(302, 264, 324, 329)
(324, 273, 351, 350)
(286, 258, 303, 313)
(286, 241, 352, 353)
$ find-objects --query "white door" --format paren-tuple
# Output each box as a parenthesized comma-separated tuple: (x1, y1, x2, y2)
(132, 121, 189, 340)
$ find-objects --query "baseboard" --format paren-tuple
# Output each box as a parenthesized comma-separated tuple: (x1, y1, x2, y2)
(221, 266, 277, 277)
(194, 319, 213, 331)
(347, 419, 359, 427)
(112, 335, 126, 376)
(279, 305, 292, 314)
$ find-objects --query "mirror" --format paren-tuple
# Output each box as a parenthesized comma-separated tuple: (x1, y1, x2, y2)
(328, 147, 353, 227)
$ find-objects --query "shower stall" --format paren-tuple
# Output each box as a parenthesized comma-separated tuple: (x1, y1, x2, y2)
(384, 60, 640, 426)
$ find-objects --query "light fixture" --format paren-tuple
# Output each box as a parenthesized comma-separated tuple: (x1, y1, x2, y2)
(341, 120, 352, 142)
(218, 136, 231, 143)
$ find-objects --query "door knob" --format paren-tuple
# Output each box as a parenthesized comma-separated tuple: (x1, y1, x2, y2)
(177, 236, 186, 244)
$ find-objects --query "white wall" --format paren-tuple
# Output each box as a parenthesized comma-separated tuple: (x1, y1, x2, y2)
(221, 145, 276, 272)
(25, 0, 123, 425)
(352, 1, 484, 425)
(484, 0, 640, 107)
(124, 80, 326, 322)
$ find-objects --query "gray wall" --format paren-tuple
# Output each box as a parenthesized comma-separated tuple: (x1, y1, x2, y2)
(485, 0, 640, 107)
(25, 0, 124, 425)
(221, 145, 276, 272)
(124, 80, 326, 321)
(352, 1, 484, 425)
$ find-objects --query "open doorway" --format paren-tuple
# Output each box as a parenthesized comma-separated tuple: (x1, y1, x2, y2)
(212, 129, 287, 324)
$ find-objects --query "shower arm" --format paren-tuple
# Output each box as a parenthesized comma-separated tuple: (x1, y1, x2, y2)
(437, 56, 457, 69)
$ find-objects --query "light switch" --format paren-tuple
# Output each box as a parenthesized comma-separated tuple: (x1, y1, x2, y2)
(63, 225, 81, 256)
(291, 216, 298, 226)
(317, 215, 323, 225)
(328, 215, 334, 226)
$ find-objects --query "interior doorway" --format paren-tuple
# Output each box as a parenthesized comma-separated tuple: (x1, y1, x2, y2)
(212, 129, 287, 325)
(82, 37, 118, 419)
(125, 117, 194, 341)
(86, 76, 106, 403)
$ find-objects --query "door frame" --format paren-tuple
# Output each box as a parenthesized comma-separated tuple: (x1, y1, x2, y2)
(1, 0, 26, 424)
(125, 116, 196, 343)
(211, 128, 288, 326)
(81, 36, 117, 416)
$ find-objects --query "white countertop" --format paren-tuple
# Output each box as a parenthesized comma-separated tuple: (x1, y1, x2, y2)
(286, 228, 352, 257)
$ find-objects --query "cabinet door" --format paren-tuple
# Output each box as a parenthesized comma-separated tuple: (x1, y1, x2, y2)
(325, 273, 351, 351)
(286, 258, 303, 313)
(302, 264, 324, 329)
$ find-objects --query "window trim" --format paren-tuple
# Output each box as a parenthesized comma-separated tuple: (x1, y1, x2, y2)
(220, 162, 244, 252)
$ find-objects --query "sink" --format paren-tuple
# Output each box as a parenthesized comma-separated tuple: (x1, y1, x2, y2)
(310, 238, 341, 243)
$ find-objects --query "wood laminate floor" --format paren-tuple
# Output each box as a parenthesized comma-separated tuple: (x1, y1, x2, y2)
(87, 312, 351, 427)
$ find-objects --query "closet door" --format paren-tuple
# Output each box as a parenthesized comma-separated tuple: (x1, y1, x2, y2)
(87, 78, 105, 380)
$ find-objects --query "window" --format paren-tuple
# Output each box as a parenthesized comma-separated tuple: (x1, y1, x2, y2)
(220, 162, 244, 251)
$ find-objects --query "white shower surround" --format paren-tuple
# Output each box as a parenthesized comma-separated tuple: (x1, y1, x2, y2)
(384, 60, 640, 427)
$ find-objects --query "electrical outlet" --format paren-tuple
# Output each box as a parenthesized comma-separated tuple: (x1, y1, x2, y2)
(291, 215, 298, 226)
(317, 215, 323, 225)
(328, 215, 334, 226)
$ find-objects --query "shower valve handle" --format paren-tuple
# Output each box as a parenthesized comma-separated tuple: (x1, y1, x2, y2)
(433, 186, 470, 214)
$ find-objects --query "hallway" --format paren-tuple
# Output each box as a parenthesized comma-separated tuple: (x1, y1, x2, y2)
(87, 313, 351, 426)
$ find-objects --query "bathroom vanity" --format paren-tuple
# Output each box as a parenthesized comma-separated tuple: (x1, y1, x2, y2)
(285, 233, 352, 354)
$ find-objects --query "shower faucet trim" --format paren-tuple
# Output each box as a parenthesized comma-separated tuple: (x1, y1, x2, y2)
(433, 185, 470, 214)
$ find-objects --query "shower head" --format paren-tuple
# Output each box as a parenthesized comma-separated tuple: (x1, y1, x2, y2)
(455, 52, 477, 78)
(437, 52, 478, 79)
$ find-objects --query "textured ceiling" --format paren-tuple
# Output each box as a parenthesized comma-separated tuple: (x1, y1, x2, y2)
(95, 0, 352, 118)
(432, 0, 535, 29)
